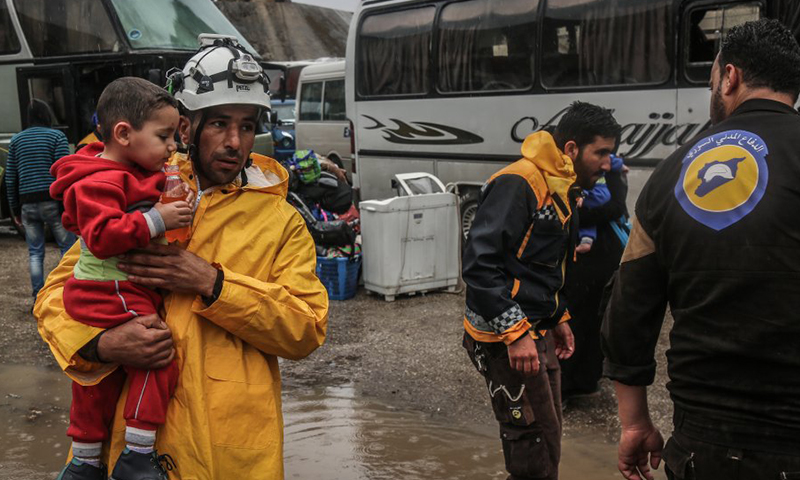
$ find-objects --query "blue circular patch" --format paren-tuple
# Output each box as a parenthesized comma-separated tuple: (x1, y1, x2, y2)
(674, 129, 769, 231)
(128, 29, 142, 41)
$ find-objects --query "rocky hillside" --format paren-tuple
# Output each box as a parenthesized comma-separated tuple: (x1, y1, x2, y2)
(215, 0, 351, 61)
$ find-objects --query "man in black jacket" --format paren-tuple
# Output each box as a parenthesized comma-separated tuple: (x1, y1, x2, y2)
(602, 19, 800, 480)
(463, 102, 621, 480)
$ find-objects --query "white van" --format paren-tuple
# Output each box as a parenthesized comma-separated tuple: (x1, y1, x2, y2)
(295, 60, 352, 174)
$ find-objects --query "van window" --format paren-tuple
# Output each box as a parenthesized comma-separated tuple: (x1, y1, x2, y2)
(541, 0, 672, 88)
(358, 6, 435, 97)
(684, 3, 761, 84)
(109, 0, 256, 52)
(299, 81, 323, 121)
(437, 0, 538, 93)
(323, 80, 346, 121)
(0, 2, 20, 54)
(13, 0, 119, 57)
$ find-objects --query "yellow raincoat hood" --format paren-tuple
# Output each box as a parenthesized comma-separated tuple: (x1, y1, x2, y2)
(520, 131, 577, 224)
(36, 152, 328, 479)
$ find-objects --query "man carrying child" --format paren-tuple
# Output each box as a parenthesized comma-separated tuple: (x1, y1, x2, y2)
(37, 35, 328, 480)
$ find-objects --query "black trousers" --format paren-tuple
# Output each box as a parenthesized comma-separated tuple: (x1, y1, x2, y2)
(664, 430, 800, 480)
(464, 333, 562, 480)
(561, 224, 623, 395)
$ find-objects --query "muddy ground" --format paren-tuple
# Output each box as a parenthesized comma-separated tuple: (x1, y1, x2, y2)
(0, 206, 673, 477)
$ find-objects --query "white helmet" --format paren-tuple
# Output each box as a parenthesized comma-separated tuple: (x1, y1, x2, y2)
(168, 34, 271, 112)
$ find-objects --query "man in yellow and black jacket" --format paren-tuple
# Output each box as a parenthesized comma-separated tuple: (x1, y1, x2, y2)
(463, 102, 621, 480)
(602, 19, 800, 480)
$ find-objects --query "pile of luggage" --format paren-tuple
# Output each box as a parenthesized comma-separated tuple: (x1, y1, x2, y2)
(282, 150, 360, 258)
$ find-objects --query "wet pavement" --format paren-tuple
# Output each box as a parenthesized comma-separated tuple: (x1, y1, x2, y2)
(0, 364, 666, 480)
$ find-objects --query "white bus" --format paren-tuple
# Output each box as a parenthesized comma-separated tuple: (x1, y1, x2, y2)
(346, 0, 800, 234)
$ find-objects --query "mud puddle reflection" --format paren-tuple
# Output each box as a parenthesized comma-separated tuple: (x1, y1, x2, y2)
(0, 365, 663, 479)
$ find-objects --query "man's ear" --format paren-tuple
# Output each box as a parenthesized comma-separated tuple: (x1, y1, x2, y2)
(722, 63, 740, 96)
(178, 115, 191, 144)
(112, 121, 133, 146)
(564, 140, 579, 161)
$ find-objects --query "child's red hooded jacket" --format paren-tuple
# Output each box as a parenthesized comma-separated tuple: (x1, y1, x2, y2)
(50, 143, 165, 259)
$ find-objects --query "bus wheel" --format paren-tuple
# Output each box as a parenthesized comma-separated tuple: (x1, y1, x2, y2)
(459, 189, 480, 240)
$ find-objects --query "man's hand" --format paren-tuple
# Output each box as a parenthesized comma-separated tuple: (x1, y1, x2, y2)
(508, 333, 539, 376)
(97, 314, 175, 369)
(13, 215, 22, 227)
(118, 242, 217, 297)
(618, 424, 664, 480)
(553, 322, 575, 360)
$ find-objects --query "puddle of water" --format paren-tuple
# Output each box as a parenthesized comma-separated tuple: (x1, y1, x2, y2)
(283, 384, 656, 480)
(0, 365, 70, 479)
(0, 365, 664, 480)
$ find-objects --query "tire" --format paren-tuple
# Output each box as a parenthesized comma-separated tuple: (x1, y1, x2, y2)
(328, 154, 344, 169)
(459, 189, 480, 241)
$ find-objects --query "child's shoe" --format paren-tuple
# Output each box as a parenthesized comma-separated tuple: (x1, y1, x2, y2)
(109, 448, 175, 480)
(55, 458, 107, 480)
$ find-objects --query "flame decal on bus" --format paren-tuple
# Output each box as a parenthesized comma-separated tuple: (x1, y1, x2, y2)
(362, 115, 484, 145)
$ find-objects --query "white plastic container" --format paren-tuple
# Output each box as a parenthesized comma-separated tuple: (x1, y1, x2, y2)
(360, 192, 460, 301)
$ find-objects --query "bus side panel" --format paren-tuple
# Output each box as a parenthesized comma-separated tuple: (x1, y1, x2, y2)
(350, 89, 709, 201)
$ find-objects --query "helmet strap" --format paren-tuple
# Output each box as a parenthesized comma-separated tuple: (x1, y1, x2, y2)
(188, 110, 208, 182)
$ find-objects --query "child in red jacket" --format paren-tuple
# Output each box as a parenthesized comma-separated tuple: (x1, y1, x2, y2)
(50, 77, 190, 479)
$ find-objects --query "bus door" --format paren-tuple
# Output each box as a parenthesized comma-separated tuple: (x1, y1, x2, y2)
(676, 0, 764, 147)
(16, 64, 78, 143)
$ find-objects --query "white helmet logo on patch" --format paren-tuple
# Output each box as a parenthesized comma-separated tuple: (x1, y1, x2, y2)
(702, 163, 735, 181)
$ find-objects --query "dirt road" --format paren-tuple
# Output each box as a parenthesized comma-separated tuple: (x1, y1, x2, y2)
(0, 226, 673, 479)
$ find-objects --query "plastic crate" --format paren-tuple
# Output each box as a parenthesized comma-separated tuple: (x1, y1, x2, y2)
(316, 255, 361, 300)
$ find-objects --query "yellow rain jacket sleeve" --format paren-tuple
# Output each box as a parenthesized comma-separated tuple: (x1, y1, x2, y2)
(35, 242, 116, 385)
(35, 152, 329, 479)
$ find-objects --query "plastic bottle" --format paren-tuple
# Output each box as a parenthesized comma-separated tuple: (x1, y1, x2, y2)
(162, 165, 191, 243)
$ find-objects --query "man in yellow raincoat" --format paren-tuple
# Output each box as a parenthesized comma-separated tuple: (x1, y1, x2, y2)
(36, 35, 328, 480)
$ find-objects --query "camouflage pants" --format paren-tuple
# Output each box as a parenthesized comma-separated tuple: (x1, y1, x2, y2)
(464, 332, 562, 480)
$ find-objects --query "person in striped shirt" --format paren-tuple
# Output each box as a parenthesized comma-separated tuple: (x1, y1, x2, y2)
(5, 99, 77, 298)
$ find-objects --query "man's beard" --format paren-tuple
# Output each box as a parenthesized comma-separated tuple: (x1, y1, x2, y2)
(710, 83, 726, 125)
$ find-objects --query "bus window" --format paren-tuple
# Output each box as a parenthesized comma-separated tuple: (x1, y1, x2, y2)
(28, 77, 68, 128)
(323, 80, 346, 121)
(13, 0, 118, 57)
(437, 0, 538, 93)
(541, 0, 672, 88)
(0, 2, 20, 55)
(357, 7, 435, 97)
(684, 3, 761, 84)
(299, 81, 323, 121)
(109, 0, 256, 52)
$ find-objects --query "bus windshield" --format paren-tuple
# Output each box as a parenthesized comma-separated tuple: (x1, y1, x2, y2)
(109, 0, 257, 53)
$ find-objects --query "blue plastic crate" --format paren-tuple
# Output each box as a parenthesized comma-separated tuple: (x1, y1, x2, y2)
(316, 255, 361, 300)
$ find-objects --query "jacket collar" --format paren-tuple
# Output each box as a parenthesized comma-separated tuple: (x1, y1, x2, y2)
(730, 98, 798, 118)
(520, 131, 577, 224)
(173, 152, 289, 198)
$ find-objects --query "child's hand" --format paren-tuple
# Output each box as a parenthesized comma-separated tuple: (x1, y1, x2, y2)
(155, 200, 192, 230)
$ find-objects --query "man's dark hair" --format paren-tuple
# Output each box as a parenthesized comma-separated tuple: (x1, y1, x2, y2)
(719, 18, 800, 99)
(27, 99, 53, 128)
(96, 77, 178, 141)
(553, 101, 621, 151)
